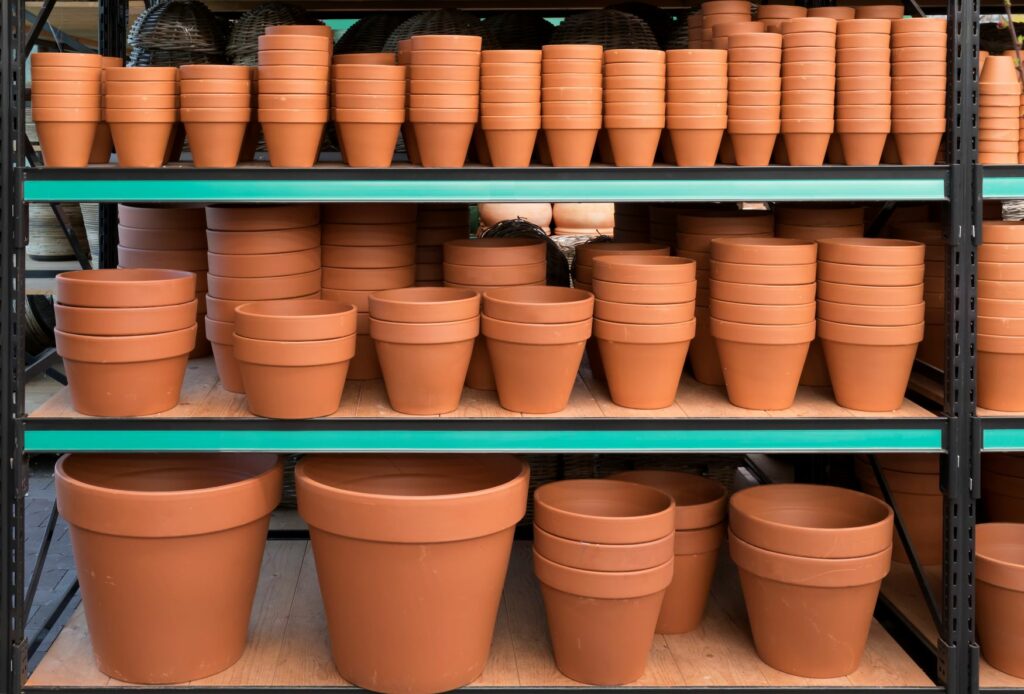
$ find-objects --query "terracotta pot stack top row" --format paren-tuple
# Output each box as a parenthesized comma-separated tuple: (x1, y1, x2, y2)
(977, 220, 1024, 411)
(480, 50, 542, 167)
(54, 268, 198, 416)
(541, 43, 604, 167)
(978, 55, 1022, 165)
(665, 49, 728, 166)
(331, 62, 407, 167)
(890, 17, 948, 165)
(726, 31, 782, 166)
(603, 49, 667, 166)
(780, 17, 838, 167)
(729, 483, 894, 678)
(835, 18, 893, 166)
(179, 65, 252, 168)
(104, 66, 181, 168)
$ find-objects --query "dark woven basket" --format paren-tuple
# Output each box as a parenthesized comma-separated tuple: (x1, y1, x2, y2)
(335, 13, 412, 54)
(605, 1, 677, 48)
(665, 21, 690, 49)
(128, 0, 225, 55)
(481, 12, 554, 50)
(382, 9, 495, 53)
(227, 2, 317, 66)
(128, 47, 223, 66)
(479, 218, 571, 287)
(549, 9, 660, 50)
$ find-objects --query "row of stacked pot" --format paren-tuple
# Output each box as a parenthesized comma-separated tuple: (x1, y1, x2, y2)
(978, 219, 1024, 411)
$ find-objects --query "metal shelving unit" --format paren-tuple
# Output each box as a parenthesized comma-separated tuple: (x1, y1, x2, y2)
(1, 0, 986, 690)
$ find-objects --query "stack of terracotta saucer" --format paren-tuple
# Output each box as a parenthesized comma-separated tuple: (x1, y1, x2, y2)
(978, 55, 1022, 165)
(104, 67, 179, 168)
(541, 44, 603, 167)
(179, 65, 252, 168)
(408, 34, 483, 167)
(203, 204, 323, 392)
(480, 50, 542, 167)
(331, 62, 406, 167)
(117, 203, 210, 358)
(256, 29, 331, 167)
(320, 203, 416, 380)
(780, 16, 838, 166)
(29, 52, 103, 167)
(817, 238, 926, 411)
(709, 238, 817, 410)
(890, 18, 948, 165)
(726, 31, 783, 166)
(665, 49, 727, 166)
(415, 204, 468, 286)
(603, 49, 666, 166)
(835, 18, 893, 165)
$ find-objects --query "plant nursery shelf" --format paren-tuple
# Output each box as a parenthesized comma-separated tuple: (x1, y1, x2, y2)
(21, 165, 950, 204)
(981, 166, 1024, 199)
(23, 359, 944, 454)
(26, 541, 936, 694)
(974, 414, 1024, 450)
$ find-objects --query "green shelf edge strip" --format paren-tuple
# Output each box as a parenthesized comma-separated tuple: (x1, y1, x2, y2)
(24, 427, 944, 453)
(981, 428, 1024, 450)
(23, 177, 948, 203)
(983, 176, 1024, 199)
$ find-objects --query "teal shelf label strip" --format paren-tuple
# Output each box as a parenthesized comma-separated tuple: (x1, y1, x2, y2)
(981, 428, 1024, 450)
(24, 176, 948, 203)
(25, 426, 944, 453)
(983, 177, 1024, 199)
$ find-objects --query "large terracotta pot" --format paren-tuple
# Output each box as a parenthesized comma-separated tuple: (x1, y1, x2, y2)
(533, 478, 675, 543)
(730, 530, 892, 678)
(976, 523, 1024, 678)
(55, 453, 282, 683)
(594, 318, 696, 409)
(711, 318, 814, 410)
(855, 459, 942, 565)
(819, 319, 924, 411)
(295, 454, 528, 693)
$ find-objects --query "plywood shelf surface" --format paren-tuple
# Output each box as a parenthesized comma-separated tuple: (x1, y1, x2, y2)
(26, 541, 936, 692)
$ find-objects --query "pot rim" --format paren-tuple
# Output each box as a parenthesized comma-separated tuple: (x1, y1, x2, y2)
(976, 523, 1024, 592)
(729, 529, 893, 587)
(607, 470, 727, 529)
(533, 550, 674, 598)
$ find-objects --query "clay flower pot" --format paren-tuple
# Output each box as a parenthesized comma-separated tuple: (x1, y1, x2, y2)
(594, 318, 696, 409)
(56, 268, 195, 307)
(481, 116, 540, 168)
(711, 318, 815, 410)
(819, 319, 924, 411)
(295, 454, 527, 693)
(409, 109, 477, 167)
(533, 477, 675, 542)
(727, 119, 780, 166)
(181, 108, 250, 168)
(732, 530, 891, 678)
(334, 111, 403, 168)
(258, 109, 327, 167)
(855, 459, 942, 564)
(55, 299, 197, 336)
(978, 333, 1024, 410)
(975, 523, 1024, 678)
(55, 453, 281, 683)
(533, 525, 674, 571)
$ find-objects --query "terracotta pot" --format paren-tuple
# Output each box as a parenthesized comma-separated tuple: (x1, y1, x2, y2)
(55, 299, 197, 336)
(233, 299, 354, 341)
(55, 453, 281, 683)
(179, 79, 249, 95)
(541, 121, 599, 167)
(207, 269, 321, 300)
(533, 524, 673, 571)
(708, 278, 816, 305)
(322, 265, 415, 291)
(205, 226, 319, 255)
(855, 460, 942, 564)
(483, 49, 543, 63)
(710, 298, 815, 325)
(978, 333, 1024, 410)
(534, 550, 671, 686)
(482, 286, 592, 324)
(445, 237, 545, 265)
(592, 255, 695, 284)
(55, 325, 196, 416)
(204, 315, 244, 392)
(711, 318, 814, 409)
(592, 278, 697, 305)
(534, 478, 675, 543)
(322, 244, 415, 271)
(817, 279, 923, 305)
(973, 524, 1024, 678)
(731, 530, 892, 678)
(819, 319, 924, 411)
(207, 204, 320, 233)
(333, 53, 396, 65)
(57, 268, 195, 307)
(668, 125, 725, 165)
(295, 454, 527, 693)
(818, 299, 925, 326)
(594, 318, 696, 409)
(259, 113, 325, 167)
(817, 260, 924, 287)
(711, 259, 816, 285)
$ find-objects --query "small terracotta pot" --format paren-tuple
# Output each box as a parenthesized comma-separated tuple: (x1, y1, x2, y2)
(207, 269, 322, 301)
(179, 79, 249, 95)
(56, 268, 196, 307)
(259, 111, 326, 167)
(592, 278, 697, 305)
(592, 255, 695, 284)
(542, 122, 600, 167)
(974, 524, 1024, 679)
(533, 524, 673, 572)
(233, 299, 355, 341)
(817, 300, 925, 326)
(710, 318, 815, 410)
(819, 319, 924, 411)
(594, 318, 696, 409)
(482, 286, 592, 324)
(55, 453, 281, 683)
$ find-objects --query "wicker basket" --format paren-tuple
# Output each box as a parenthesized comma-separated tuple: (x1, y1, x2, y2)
(227, 2, 317, 66)
(666, 22, 690, 49)
(383, 9, 493, 53)
(335, 13, 412, 54)
(606, 1, 678, 49)
(27, 203, 90, 262)
(79, 203, 102, 262)
(549, 9, 660, 50)
(480, 12, 554, 50)
(25, 295, 56, 355)
(128, 0, 226, 66)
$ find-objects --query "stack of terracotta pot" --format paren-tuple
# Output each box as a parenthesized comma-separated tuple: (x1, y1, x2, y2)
(368, 287, 479, 414)
(730, 484, 893, 677)
(602, 49, 666, 166)
(232, 300, 355, 419)
(892, 220, 945, 367)
(835, 18, 893, 165)
(443, 238, 547, 390)
(56, 453, 281, 684)
(978, 55, 1022, 165)
(104, 67, 179, 168)
(117, 203, 210, 358)
(415, 204, 467, 286)
(479, 50, 542, 167)
(533, 479, 675, 685)
(890, 18, 948, 165)
(817, 238, 925, 411)
(665, 49, 727, 166)
(726, 31, 782, 166)
(541, 44, 603, 167)
(408, 34, 482, 167)
(395, 40, 419, 165)
(756, 3, 807, 32)
(89, 56, 122, 164)
(978, 219, 1024, 411)
(856, 454, 942, 566)
(676, 208, 774, 386)
(320, 203, 416, 381)
(481, 287, 593, 413)
(296, 455, 527, 692)
(203, 204, 322, 393)
(331, 62, 406, 167)
(178, 65, 252, 168)
(779, 17, 837, 166)
(54, 269, 197, 416)
(976, 523, 1024, 679)
(981, 454, 1024, 521)
(257, 28, 331, 167)
(611, 471, 727, 634)
(710, 238, 816, 410)
(30, 53, 103, 167)
(592, 256, 696, 409)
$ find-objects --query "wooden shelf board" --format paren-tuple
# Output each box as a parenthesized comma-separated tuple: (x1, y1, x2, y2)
(26, 541, 935, 691)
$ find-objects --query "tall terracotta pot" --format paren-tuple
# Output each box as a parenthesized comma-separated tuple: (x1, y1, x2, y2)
(55, 453, 282, 683)
(296, 454, 528, 694)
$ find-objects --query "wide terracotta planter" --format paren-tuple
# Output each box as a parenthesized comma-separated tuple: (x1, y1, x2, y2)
(711, 318, 814, 410)
(730, 529, 892, 678)
(594, 318, 696, 409)
(295, 454, 527, 693)
(56, 268, 195, 307)
(534, 551, 672, 685)
(855, 459, 942, 564)
(55, 453, 281, 683)
(976, 523, 1024, 678)
(819, 319, 924, 411)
